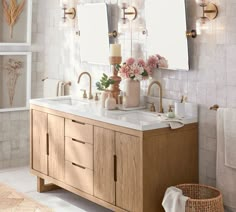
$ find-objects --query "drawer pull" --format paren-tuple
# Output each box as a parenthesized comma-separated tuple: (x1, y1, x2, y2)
(72, 120, 85, 125)
(46, 133, 49, 155)
(72, 138, 85, 144)
(72, 162, 86, 169)
(114, 155, 117, 182)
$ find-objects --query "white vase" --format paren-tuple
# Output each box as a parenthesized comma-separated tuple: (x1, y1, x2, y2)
(123, 79, 140, 108)
(101, 91, 109, 108)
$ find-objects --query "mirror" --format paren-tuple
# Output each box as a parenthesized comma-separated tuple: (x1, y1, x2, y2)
(145, 0, 189, 71)
(77, 3, 110, 65)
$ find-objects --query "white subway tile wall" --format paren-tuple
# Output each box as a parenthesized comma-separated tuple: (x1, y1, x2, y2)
(0, 0, 235, 189)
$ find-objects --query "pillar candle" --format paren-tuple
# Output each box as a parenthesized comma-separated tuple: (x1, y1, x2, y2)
(110, 44, 121, 57)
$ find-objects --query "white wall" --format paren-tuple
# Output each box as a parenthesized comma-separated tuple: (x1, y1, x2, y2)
(0, 0, 235, 189)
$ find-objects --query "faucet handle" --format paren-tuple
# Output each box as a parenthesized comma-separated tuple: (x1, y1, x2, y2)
(80, 89, 87, 99)
(147, 102, 156, 112)
(94, 92, 101, 101)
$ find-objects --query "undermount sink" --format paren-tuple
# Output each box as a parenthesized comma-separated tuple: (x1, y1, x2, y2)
(47, 97, 89, 106)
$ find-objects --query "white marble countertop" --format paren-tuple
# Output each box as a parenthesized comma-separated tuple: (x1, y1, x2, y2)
(30, 96, 198, 131)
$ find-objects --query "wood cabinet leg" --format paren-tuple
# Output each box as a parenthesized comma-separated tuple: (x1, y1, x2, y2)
(37, 177, 60, 193)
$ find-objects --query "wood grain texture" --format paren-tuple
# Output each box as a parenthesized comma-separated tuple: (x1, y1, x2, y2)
(37, 177, 60, 193)
(65, 161, 93, 195)
(32, 110, 48, 175)
(65, 119, 93, 144)
(65, 137, 93, 170)
(48, 114, 65, 181)
(116, 132, 142, 212)
(31, 104, 142, 137)
(143, 126, 198, 212)
(31, 169, 128, 212)
(94, 127, 115, 205)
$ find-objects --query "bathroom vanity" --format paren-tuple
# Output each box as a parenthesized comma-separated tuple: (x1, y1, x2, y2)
(30, 96, 198, 212)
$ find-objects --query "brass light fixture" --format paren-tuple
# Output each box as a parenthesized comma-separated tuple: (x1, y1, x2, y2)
(121, 3, 137, 24)
(195, 0, 218, 34)
(186, 30, 197, 38)
(62, 4, 76, 22)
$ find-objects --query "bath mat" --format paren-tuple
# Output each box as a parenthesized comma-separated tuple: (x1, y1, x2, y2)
(0, 183, 53, 212)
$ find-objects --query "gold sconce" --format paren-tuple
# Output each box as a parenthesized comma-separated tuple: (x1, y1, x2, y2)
(61, 4, 76, 22)
(195, 0, 218, 34)
(121, 3, 138, 24)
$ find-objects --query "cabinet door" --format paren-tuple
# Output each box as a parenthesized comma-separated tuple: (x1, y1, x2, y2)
(32, 110, 48, 175)
(48, 114, 65, 181)
(94, 127, 115, 204)
(116, 132, 142, 212)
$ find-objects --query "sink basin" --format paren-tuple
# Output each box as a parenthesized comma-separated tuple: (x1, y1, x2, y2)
(117, 111, 159, 123)
(47, 97, 89, 106)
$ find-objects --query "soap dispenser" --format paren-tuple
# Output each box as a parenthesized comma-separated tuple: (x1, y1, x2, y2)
(105, 93, 116, 110)
(167, 105, 175, 118)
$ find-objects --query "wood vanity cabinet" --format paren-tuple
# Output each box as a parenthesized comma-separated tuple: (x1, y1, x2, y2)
(30, 105, 198, 212)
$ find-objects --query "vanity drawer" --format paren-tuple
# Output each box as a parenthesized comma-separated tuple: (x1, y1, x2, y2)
(65, 161, 93, 195)
(65, 137, 93, 170)
(65, 119, 93, 144)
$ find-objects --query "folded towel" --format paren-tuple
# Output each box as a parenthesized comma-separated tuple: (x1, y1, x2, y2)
(43, 79, 61, 98)
(223, 108, 236, 169)
(162, 186, 189, 212)
(159, 115, 185, 129)
(216, 108, 236, 209)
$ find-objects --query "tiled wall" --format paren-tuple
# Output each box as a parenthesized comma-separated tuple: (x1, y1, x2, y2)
(0, 0, 235, 190)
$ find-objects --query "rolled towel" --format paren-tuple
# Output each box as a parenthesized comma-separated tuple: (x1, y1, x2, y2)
(162, 186, 189, 212)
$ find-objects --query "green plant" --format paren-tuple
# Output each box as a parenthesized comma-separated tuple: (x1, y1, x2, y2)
(96, 73, 114, 91)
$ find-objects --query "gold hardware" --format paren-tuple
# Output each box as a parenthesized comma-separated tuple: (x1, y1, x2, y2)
(147, 102, 156, 112)
(63, 81, 72, 86)
(203, 3, 218, 20)
(108, 31, 118, 38)
(186, 30, 197, 38)
(42, 77, 48, 82)
(72, 120, 85, 125)
(209, 104, 219, 111)
(80, 89, 87, 99)
(147, 81, 164, 113)
(121, 5, 137, 24)
(62, 6, 76, 22)
(78, 72, 93, 99)
(94, 93, 100, 101)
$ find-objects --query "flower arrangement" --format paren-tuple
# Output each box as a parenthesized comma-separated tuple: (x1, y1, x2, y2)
(2, 58, 24, 106)
(117, 54, 168, 81)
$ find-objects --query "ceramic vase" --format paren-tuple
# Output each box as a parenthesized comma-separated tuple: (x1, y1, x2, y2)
(124, 79, 140, 108)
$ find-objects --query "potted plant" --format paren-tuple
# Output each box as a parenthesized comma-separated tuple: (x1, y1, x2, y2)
(96, 74, 115, 108)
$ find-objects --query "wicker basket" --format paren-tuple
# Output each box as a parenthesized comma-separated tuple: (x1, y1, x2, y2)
(176, 184, 224, 212)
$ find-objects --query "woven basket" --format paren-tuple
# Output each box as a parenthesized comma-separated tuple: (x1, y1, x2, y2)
(176, 184, 224, 212)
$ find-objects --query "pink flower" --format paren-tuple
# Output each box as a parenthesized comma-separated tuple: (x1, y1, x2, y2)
(137, 58, 145, 67)
(126, 57, 135, 66)
(147, 55, 159, 69)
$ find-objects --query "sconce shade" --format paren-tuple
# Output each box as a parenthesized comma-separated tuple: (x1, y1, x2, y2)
(195, 0, 210, 6)
(196, 17, 210, 34)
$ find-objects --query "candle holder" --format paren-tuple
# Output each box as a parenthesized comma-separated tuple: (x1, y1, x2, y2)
(109, 56, 122, 104)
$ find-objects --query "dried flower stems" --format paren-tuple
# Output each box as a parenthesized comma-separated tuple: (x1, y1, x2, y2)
(2, 0, 26, 38)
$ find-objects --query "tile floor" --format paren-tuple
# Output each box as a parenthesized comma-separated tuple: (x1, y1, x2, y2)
(0, 166, 111, 212)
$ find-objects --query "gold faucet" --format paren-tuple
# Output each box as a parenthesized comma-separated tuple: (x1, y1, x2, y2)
(78, 72, 93, 99)
(147, 81, 164, 113)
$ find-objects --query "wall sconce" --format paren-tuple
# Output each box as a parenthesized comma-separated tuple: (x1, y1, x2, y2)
(195, 0, 218, 34)
(62, 4, 76, 22)
(121, 3, 138, 24)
